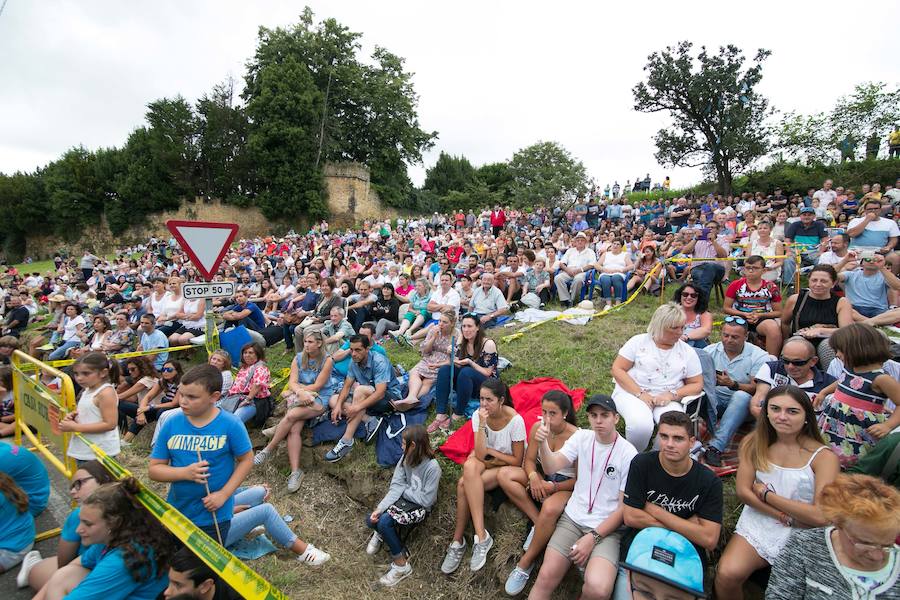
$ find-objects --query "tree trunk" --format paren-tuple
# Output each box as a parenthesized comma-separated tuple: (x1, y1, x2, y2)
(314, 66, 333, 170)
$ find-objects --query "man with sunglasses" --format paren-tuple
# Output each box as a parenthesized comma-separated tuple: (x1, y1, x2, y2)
(701, 317, 772, 467)
(749, 337, 835, 419)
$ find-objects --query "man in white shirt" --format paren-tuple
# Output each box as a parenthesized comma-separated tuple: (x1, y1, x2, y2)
(495, 254, 527, 302)
(813, 179, 837, 212)
(525, 395, 639, 600)
(846, 198, 900, 275)
(468, 272, 509, 327)
(410, 272, 461, 341)
(817, 233, 854, 267)
(554, 232, 597, 307)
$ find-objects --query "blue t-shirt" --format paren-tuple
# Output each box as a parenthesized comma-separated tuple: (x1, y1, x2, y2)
(67, 544, 167, 600)
(62, 507, 87, 556)
(149, 410, 252, 527)
(139, 329, 169, 370)
(332, 341, 386, 378)
(0, 441, 50, 516)
(842, 269, 888, 312)
(347, 350, 402, 400)
(227, 301, 265, 329)
(0, 487, 34, 552)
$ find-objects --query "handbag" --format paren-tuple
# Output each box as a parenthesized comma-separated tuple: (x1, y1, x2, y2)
(386, 497, 427, 526)
(219, 362, 259, 413)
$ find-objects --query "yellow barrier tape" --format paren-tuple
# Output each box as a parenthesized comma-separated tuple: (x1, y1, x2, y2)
(46, 344, 196, 368)
(72, 433, 288, 600)
(664, 255, 788, 263)
(502, 263, 663, 343)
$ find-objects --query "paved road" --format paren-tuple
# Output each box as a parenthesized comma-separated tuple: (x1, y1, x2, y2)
(0, 445, 73, 598)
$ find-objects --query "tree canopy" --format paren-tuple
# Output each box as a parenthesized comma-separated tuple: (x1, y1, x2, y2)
(633, 41, 771, 195)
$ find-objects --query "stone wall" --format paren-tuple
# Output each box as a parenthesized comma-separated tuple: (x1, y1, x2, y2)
(24, 162, 396, 258)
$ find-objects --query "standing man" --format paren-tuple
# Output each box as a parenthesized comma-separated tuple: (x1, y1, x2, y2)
(324, 335, 402, 463)
(813, 179, 837, 213)
(554, 232, 597, 308)
(79, 251, 101, 282)
(701, 318, 772, 467)
(490, 205, 507, 237)
(614, 411, 723, 600)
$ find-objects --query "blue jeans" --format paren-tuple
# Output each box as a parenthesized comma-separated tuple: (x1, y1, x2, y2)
(782, 257, 796, 287)
(199, 520, 231, 546)
(709, 388, 753, 452)
(598, 274, 625, 300)
(690, 262, 725, 296)
(49, 340, 81, 361)
(234, 403, 257, 423)
(366, 512, 405, 557)
(434, 365, 488, 416)
(227, 486, 296, 548)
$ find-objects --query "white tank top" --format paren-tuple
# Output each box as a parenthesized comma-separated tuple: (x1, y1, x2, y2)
(160, 293, 184, 322)
(179, 298, 205, 329)
(602, 251, 628, 276)
(67, 382, 120, 460)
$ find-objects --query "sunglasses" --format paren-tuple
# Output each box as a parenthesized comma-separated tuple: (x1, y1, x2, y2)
(724, 316, 747, 325)
(70, 475, 95, 492)
(161, 367, 176, 373)
(680, 292, 698, 298)
(781, 356, 812, 366)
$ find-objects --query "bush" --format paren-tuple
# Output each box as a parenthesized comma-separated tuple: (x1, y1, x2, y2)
(734, 158, 900, 195)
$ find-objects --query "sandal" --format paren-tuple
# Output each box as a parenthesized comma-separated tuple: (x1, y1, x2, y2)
(427, 414, 451, 434)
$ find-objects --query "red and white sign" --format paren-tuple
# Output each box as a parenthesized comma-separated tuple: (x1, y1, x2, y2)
(166, 220, 239, 281)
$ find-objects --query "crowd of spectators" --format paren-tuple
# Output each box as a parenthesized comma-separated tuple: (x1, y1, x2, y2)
(1, 174, 899, 598)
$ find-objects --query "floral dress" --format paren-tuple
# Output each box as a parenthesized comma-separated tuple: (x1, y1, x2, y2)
(817, 368, 888, 467)
(412, 327, 456, 379)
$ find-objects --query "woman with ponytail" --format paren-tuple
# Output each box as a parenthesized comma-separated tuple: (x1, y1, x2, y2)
(34, 477, 175, 600)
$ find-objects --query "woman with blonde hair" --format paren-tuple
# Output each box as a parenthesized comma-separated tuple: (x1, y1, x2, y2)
(395, 308, 457, 410)
(767, 474, 900, 599)
(610, 302, 704, 450)
(715, 385, 839, 599)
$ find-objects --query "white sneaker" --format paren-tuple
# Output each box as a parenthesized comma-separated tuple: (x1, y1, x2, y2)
(16, 550, 41, 588)
(379, 562, 412, 587)
(522, 525, 535, 551)
(286, 470, 304, 493)
(366, 531, 383, 555)
(440, 539, 466, 574)
(262, 426, 276, 438)
(470, 531, 494, 571)
(297, 544, 330, 566)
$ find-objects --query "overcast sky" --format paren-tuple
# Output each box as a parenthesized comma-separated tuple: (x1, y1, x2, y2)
(2, 1, 898, 192)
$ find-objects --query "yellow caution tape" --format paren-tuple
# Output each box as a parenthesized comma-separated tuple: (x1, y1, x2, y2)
(72, 433, 288, 600)
(46, 344, 196, 368)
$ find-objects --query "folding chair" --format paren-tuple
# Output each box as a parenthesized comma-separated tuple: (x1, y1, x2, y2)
(680, 393, 707, 439)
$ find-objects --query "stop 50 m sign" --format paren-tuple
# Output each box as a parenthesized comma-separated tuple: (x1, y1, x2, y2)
(182, 282, 235, 300)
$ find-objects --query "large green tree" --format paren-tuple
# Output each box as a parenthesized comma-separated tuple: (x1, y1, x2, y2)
(633, 41, 772, 195)
(423, 152, 477, 196)
(507, 141, 587, 207)
(195, 78, 252, 203)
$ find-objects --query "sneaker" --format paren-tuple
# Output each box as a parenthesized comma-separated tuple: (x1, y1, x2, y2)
(379, 562, 413, 587)
(286, 469, 304, 493)
(470, 531, 494, 571)
(366, 531, 383, 555)
(504, 564, 534, 596)
(325, 439, 353, 463)
(522, 525, 535, 552)
(16, 550, 41, 588)
(253, 449, 270, 466)
(261, 426, 276, 438)
(440, 539, 466, 574)
(297, 544, 330, 566)
(364, 417, 383, 444)
(704, 446, 722, 467)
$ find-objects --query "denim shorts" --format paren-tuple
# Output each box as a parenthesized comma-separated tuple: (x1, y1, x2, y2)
(0, 542, 33, 572)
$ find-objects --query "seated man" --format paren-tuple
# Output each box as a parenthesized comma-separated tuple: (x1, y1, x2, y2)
(324, 334, 402, 463)
(527, 395, 639, 600)
(495, 254, 527, 302)
(346, 280, 377, 332)
(682, 221, 728, 296)
(221, 290, 265, 332)
(619, 527, 707, 600)
(749, 336, 836, 419)
(847, 198, 899, 275)
(783, 206, 828, 284)
(723, 255, 783, 356)
(614, 411, 722, 600)
(137, 313, 169, 371)
(468, 272, 509, 327)
(321, 306, 355, 355)
(837, 250, 900, 320)
(701, 317, 771, 467)
(553, 232, 596, 307)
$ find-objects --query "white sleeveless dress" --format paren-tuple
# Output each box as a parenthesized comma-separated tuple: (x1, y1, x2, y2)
(66, 382, 121, 460)
(734, 446, 827, 563)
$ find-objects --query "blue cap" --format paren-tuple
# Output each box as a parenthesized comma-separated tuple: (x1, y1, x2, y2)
(800, 206, 816, 214)
(621, 527, 706, 597)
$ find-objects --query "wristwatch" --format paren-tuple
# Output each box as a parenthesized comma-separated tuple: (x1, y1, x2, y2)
(591, 531, 603, 545)
(729, 381, 740, 391)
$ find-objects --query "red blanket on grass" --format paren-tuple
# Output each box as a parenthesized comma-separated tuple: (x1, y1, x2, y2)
(439, 377, 586, 464)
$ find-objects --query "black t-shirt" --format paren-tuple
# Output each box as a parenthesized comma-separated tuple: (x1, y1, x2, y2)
(621, 451, 723, 568)
(651, 223, 670, 238)
(4, 306, 30, 337)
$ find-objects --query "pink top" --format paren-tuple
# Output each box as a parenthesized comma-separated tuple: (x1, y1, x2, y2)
(229, 363, 271, 398)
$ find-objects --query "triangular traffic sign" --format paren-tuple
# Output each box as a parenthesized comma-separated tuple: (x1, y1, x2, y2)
(166, 220, 239, 281)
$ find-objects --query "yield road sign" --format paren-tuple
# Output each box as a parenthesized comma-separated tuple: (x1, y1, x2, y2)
(166, 220, 239, 281)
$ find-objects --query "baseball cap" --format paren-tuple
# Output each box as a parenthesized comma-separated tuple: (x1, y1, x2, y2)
(584, 394, 617, 413)
(621, 527, 706, 597)
(800, 206, 816, 214)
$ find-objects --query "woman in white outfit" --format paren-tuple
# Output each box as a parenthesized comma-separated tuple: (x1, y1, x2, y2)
(714, 385, 838, 599)
(610, 302, 704, 451)
(746, 220, 784, 283)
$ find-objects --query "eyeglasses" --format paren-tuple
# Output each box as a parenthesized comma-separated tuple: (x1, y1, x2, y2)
(781, 356, 812, 366)
(70, 475, 95, 492)
(680, 292, 698, 298)
(161, 367, 175, 373)
(724, 316, 747, 325)
(841, 529, 897, 555)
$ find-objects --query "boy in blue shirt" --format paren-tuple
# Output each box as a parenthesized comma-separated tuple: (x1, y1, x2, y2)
(149, 365, 253, 544)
